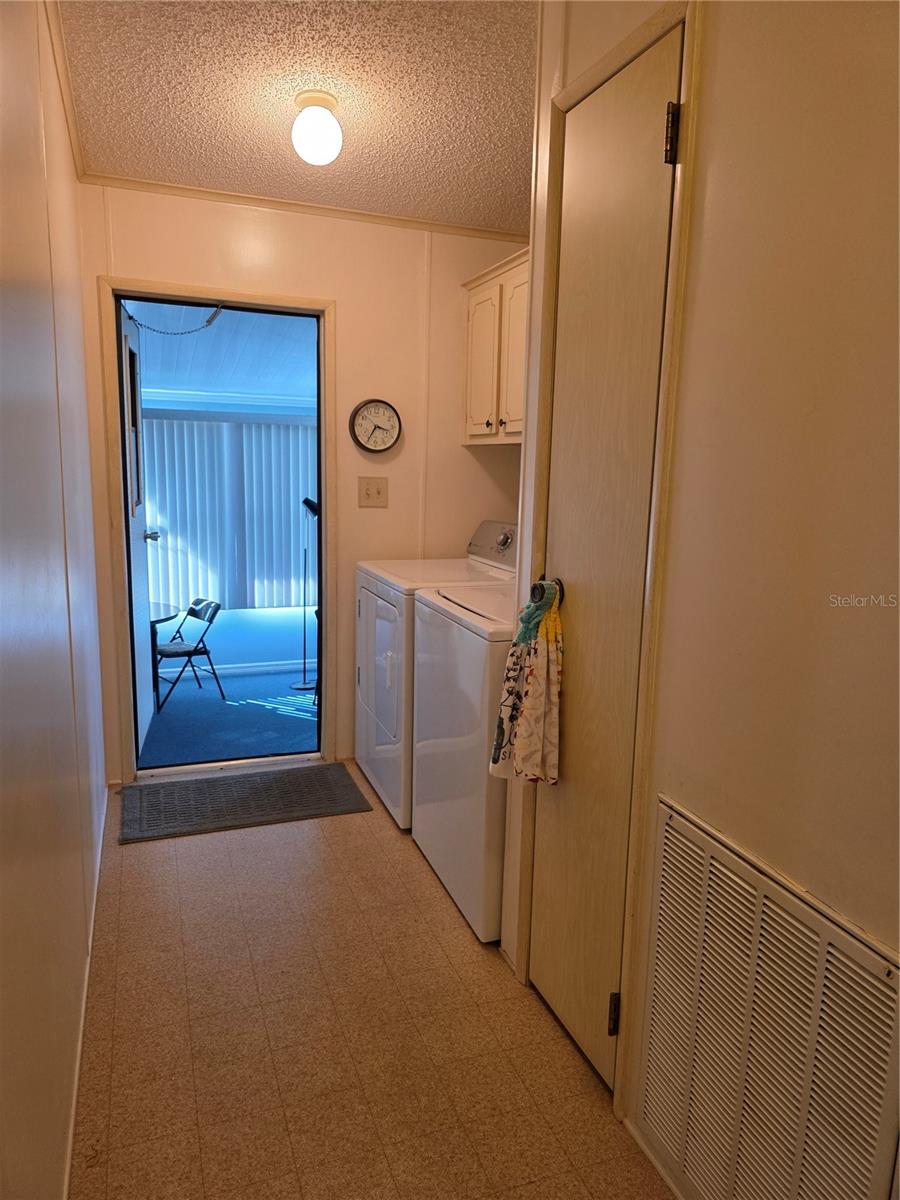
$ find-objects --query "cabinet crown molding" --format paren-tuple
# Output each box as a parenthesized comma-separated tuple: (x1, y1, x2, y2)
(462, 246, 529, 293)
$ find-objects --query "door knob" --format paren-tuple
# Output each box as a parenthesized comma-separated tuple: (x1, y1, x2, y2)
(144, 530, 161, 542)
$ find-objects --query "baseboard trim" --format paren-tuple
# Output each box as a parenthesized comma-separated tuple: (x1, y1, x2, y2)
(623, 1116, 685, 1199)
(62, 785, 110, 1200)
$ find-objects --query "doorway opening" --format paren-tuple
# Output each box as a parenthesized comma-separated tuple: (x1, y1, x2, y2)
(116, 295, 322, 770)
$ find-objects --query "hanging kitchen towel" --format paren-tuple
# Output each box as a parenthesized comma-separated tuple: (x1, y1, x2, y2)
(490, 580, 563, 784)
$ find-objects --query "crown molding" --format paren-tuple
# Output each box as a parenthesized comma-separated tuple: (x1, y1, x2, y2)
(462, 246, 529, 291)
(44, 0, 86, 177)
(80, 172, 529, 243)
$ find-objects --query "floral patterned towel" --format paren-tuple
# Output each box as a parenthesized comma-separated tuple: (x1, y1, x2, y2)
(490, 581, 563, 784)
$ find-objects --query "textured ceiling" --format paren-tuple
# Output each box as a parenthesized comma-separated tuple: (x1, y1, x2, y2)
(58, 1, 537, 235)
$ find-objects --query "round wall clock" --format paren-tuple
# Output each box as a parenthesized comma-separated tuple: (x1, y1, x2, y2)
(349, 399, 402, 453)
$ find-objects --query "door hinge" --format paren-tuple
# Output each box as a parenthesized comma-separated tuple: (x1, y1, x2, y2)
(358, 597, 361, 617)
(357, 666, 360, 685)
(608, 991, 621, 1037)
(664, 101, 680, 165)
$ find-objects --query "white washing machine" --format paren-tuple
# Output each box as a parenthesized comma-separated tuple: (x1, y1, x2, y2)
(412, 579, 517, 942)
(355, 521, 516, 830)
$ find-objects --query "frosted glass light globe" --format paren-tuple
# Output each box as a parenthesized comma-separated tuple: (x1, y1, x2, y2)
(291, 104, 343, 166)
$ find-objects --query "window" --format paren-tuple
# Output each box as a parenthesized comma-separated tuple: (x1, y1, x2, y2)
(143, 414, 318, 611)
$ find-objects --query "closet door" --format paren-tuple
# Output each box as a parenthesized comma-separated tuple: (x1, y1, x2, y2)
(530, 26, 683, 1087)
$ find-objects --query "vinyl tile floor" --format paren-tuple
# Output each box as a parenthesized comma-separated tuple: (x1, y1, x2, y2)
(69, 762, 672, 1200)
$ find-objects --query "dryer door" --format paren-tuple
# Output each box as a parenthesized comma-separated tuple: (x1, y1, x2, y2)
(357, 583, 375, 718)
(357, 584, 401, 737)
(355, 581, 408, 825)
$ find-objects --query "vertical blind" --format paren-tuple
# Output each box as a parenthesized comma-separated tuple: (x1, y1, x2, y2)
(143, 417, 318, 611)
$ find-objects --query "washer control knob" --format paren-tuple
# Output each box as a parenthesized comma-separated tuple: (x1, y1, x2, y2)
(497, 530, 513, 551)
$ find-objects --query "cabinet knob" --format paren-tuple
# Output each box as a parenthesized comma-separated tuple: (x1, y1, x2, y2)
(485, 418, 493, 429)
(498, 418, 507, 428)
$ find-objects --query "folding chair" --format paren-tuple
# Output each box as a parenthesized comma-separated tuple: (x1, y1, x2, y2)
(156, 598, 226, 711)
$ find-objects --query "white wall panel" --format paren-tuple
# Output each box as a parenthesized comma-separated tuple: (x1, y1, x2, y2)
(0, 8, 105, 1197)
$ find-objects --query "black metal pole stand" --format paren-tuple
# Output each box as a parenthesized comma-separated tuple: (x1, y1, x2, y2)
(291, 507, 317, 692)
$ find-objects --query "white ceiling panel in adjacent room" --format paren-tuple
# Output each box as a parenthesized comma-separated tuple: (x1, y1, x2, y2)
(128, 301, 319, 416)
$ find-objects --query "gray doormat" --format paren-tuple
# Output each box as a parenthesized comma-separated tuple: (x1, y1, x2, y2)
(120, 762, 371, 843)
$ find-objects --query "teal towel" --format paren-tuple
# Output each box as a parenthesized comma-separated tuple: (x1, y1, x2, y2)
(513, 580, 559, 645)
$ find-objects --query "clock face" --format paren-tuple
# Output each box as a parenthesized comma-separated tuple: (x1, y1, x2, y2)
(349, 399, 401, 453)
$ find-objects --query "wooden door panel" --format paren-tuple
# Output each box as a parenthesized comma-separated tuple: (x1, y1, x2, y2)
(466, 283, 501, 436)
(530, 26, 683, 1086)
(500, 263, 529, 436)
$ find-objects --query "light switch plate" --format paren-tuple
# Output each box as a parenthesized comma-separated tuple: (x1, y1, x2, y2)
(358, 476, 388, 508)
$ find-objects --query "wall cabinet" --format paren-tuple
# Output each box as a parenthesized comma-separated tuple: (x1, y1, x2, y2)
(463, 249, 528, 445)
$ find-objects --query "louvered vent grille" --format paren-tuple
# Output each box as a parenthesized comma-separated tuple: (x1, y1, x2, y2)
(641, 825, 706, 1159)
(733, 901, 819, 1200)
(797, 948, 897, 1200)
(639, 805, 899, 1200)
(683, 861, 756, 1200)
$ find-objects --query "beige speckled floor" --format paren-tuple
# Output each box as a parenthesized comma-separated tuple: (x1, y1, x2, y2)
(68, 761, 672, 1200)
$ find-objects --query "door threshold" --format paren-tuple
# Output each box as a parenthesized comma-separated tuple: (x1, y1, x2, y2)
(136, 750, 323, 784)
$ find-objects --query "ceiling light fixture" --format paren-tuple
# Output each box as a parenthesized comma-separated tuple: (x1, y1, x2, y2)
(291, 90, 343, 166)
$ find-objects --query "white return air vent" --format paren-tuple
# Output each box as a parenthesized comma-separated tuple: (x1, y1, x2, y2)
(638, 802, 899, 1200)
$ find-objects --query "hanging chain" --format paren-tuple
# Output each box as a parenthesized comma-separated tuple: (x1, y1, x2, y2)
(121, 303, 223, 336)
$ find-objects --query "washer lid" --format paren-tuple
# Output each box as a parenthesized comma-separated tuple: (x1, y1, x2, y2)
(416, 582, 518, 639)
(356, 558, 504, 594)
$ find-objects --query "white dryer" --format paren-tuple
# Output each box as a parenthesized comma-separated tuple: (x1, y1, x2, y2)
(355, 521, 516, 829)
(412, 580, 517, 942)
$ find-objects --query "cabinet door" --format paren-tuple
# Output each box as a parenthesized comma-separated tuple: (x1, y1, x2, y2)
(465, 282, 501, 437)
(499, 263, 529, 437)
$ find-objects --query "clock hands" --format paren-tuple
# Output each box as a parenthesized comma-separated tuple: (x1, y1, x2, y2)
(365, 420, 389, 446)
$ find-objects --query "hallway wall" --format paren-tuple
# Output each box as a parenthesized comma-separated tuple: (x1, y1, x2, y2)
(77, 185, 523, 776)
(646, 0, 898, 953)
(520, 0, 897, 956)
(515, 0, 898, 1121)
(0, 5, 106, 1197)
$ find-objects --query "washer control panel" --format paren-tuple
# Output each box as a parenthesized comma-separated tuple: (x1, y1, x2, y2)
(467, 521, 517, 569)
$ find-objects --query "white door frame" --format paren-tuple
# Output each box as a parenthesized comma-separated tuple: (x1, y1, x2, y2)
(96, 276, 338, 783)
(509, 0, 701, 1117)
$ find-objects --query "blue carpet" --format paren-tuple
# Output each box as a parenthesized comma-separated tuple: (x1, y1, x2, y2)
(138, 671, 319, 769)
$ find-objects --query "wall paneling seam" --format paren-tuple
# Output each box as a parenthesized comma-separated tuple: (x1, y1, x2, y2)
(418, 232, 432, 557)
